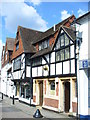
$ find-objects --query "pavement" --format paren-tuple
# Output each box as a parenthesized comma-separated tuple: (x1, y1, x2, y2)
(0, 93, 76, 119)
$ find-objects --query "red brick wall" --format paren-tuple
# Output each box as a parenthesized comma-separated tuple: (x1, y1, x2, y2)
(56, 83, 59, 96)
(12, 31, 24, 60)
(44, 98, 59, 108)
(36, 43, 39, 51)
(72, 102, 77, 113)
(44, 80, 46, 94)
(33, 96, 36, 103)
(49, 31, 58, 46)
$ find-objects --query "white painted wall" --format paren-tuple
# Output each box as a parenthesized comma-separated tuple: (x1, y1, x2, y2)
(76, 16, 89, 116)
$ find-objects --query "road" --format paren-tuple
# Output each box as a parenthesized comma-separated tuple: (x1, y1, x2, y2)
(0, 94, 75, 119)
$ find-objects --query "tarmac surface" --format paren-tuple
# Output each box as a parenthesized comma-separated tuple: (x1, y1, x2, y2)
(0, 93, 76, 120)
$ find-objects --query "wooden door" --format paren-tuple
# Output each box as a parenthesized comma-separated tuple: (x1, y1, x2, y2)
(39, 81, 43, 106)
(65, 82, 70, 112)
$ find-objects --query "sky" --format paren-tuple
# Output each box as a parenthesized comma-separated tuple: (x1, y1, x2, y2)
(0, 0, 89, 69)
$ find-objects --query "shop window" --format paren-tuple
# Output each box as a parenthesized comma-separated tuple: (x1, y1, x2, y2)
(21, 86, 25, 98)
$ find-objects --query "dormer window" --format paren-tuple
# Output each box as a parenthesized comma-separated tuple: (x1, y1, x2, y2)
(16, 42, 19, 51)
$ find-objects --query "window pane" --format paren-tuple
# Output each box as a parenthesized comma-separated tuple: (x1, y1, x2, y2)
(65, 34, 69, 46)
(43, 40, 48, 48)
(61, 49, 64, 61)
(61, 35, 64, 47)
(16, 43, 19, 50)
(56, 51, 60, 61)
(56, 38, 60, 49)
(39, 43, 42, 50)
(65, 47, 69, 59)
(50, 82, 55, 90)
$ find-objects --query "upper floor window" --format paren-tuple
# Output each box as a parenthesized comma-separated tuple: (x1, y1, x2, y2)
(13, 56, 21, 71)
(16, 42, 19, 51)
(56, 33, 70, 50)
(32, 58, 42, 66)
(38, 39, 49, 51)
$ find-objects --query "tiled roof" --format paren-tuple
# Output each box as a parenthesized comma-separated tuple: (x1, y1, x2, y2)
(31, 26, 76, 59)
(19, 26, 43, 53)
(32, 15, 75, 44)
(31, 45, 53, 59)
(62, 26, 76, 41)
(6, 37, 15, 51)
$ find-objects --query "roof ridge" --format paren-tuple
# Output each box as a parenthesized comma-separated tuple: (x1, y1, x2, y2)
(19, 25, 43, 33)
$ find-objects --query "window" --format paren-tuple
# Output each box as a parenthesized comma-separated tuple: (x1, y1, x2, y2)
(43, 40, 48, 49)
(13, 56, 21, 71)
(39, 43, 42, 50)
(50, 81, 55, 90)
(65, 47, 70, 59)
(65, 34, 69, 46)
(32, 58, 42, 66)
(61, 49, 64, 61)
(21, 86, 25, 98)
(60, 34, 64, 47)
(16, 42, 19, 51)
(56, 38, 60, 49)
(56, 51, 60, 61)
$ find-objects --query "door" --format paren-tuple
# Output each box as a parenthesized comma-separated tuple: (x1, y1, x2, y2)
(39, 81, 43, 106)
(64, 82, 70, 112)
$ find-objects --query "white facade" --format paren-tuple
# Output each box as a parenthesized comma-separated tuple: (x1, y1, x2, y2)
(1, 63, 15, 97)
(76, 13, 90, 118)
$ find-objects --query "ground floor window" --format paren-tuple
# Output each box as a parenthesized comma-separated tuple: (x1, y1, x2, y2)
(49, 81, 55, 95)
(20, 83, 30, 99)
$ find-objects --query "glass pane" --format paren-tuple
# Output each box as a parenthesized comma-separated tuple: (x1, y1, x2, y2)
(65, 34, 69, 46)
(60, 49, 64, 61)
(65, 47, 69, 59)
(43, 40, 48, 48)
(39, 43, 42, 50)
(56, 39, 60, 49)
(61, 35, 64, 47)
(56, 51, 60, 61)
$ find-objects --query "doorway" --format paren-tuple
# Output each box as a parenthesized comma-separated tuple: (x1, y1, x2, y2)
(64, 82, 70, 112)
(39, 81, 43, 106)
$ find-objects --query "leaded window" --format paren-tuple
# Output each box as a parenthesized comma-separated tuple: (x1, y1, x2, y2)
(61, 35, 64, 47)
(61, 49, 64, 61)
(65, 34, 69, 46)
(65, 47, 70, 59)
(56, 51, 60, 61)
(13, 56, 21, 71)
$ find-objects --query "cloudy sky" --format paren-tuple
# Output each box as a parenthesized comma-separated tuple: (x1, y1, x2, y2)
(0, 0, 89, 69)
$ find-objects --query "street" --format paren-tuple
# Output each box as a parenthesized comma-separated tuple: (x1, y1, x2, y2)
(0, 94, 76, 120)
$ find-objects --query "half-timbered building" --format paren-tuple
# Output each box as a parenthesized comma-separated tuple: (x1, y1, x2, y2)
(11, 26, 42, 103)
(1, 38, 15, 97)
(31, 15, 77, 113)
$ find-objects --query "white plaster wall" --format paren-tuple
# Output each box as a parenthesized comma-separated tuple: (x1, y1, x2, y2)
(56, 63, 62, 75)
(79, 69, 88, 115)
(50, 52, 55, 63)
(38, 66, 42, 76)
(50, 64, 55, 75)
(76, 18, 89, 116)
(77, 21, 88, 60)
(42, 54, 49, 64)
(63, 61, 69, 74)
(32, 67, 37, 77)
(71, 59, 75, 74)
(26, 66, 30, 77)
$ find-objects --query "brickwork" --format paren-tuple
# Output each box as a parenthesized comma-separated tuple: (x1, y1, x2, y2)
(12, 31, 24, 60)
(44, 98, 59, 108)
(72, 102, 77, 113)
